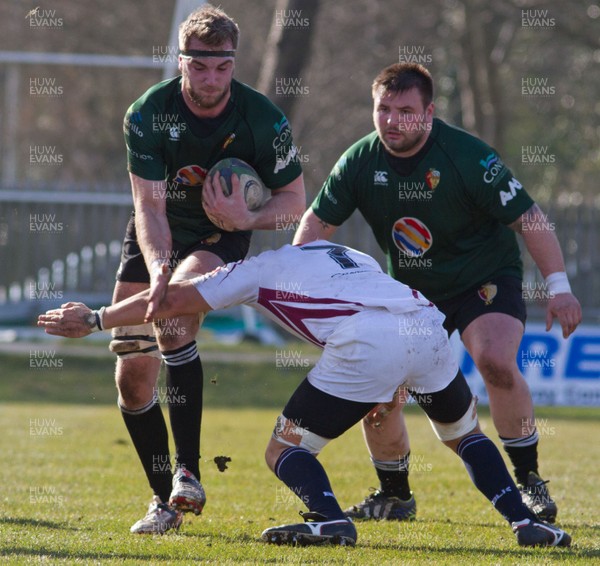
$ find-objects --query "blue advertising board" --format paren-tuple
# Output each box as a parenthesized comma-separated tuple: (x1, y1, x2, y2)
(450, 324, 600, 406)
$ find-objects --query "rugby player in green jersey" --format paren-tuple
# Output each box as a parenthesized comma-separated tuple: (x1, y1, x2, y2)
(294, 62, 581, 524)
(115, 5, 305, 534)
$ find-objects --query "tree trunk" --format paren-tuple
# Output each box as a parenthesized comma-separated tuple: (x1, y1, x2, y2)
(256, 0, 320, 121)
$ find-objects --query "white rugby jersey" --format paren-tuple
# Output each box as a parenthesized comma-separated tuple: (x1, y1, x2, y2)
(192, 241, 433, 347)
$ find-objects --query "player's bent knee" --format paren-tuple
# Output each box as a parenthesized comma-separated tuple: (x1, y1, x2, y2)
(264, 439, 284, 471)
(110, 324, 161, 360)
(271, 414, 330, 456)
(474, 353, 518, 390)
(115, 365, 159, 408)
(429, 396, 478, 441)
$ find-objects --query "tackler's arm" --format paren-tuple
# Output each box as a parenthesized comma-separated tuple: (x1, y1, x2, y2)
(37, 280, 212, 338)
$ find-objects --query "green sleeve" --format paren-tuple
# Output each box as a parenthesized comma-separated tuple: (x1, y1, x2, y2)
(123, 102, 167, 181)
(310, 153, 359, 226)
(461, 144, 535, 224)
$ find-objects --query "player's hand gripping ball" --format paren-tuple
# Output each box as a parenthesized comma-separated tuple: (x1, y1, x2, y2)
(206, 158, 268, 211)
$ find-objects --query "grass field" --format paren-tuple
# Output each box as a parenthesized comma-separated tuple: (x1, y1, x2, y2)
(0, 346, 599, 564)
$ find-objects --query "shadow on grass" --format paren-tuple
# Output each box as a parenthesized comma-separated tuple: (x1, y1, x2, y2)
(362, 517, 600, 558)
(0, 516, 78, 531)
(359, 540, 597, 560)
(150, 523, 600, 560)
(0, 547, 172, 562)
(419, 516, 600, 534)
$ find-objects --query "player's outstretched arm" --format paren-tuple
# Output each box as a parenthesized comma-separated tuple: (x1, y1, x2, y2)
(37, 281, 212, 338)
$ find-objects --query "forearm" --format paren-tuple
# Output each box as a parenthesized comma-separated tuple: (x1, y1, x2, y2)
(102, 282, 211, 328)
(135, 206, 172, 268)
(516, 205, 566, 277)
(293, 208, 338, 244)
(130, 174, 171, 268)
(510, 205, 581, 337)
(521, 229, 566, 278)
(38, 282, 211, 338)
(102, 289, 153, 329)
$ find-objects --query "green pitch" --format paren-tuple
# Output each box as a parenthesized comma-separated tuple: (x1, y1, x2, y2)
(0, 349, 598, 564)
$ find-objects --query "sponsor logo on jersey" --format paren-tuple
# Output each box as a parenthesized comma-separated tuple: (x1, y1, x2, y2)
(174, 164, 207, 186)
(374, 170, 388, 186)
(274, 144, 298, 174)
(479, 152, 506, 185)
(129, 122, 144, 138)
(499, 177, 524, 206)
(273, 116, 289, 134)
(332, 156, 346, 181)
(324, 185, 338, 204)
(272, 117, 293, 150)
(392, 217, 433, 257)
(128, 148, 154, 161)
(425, 168, 440, 190)
(477, 282, 497, 305)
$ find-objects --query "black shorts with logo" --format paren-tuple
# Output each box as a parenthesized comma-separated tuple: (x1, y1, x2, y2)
(435, 275, 527, 337)
(116, 212, 251, 283)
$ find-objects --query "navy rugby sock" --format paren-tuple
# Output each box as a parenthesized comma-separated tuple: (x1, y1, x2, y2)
(457, 433, 536, 523)
(275, 447, 346, 521)
(120, 399, 172, 503)
(162, 341, 203, 480)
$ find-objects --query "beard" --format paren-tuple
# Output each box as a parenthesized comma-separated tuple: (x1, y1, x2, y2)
(184, 81, 230, 110)
(380, 129, 428, 157)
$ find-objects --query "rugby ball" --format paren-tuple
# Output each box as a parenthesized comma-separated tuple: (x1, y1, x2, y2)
(207, 158, 268, 210)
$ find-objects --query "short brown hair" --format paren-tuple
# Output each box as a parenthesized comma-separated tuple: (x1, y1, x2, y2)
(179, 5, 240, 50)
(372, 63, 433, 107)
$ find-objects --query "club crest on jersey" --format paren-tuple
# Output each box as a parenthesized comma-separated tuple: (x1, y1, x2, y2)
(425, 168, 440, 190)
(175, 164, 207, 186)
(392, 217, 433, 257)
(477, 282, 497, 305)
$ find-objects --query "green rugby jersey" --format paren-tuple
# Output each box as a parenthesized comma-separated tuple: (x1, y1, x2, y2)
(312, 118, 534, 302)
(123, 77, 302, 246)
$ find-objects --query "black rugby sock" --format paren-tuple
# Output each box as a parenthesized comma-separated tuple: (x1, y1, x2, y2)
(162, 341, 203, 479)
(373, 454, 412, 500)
(500, 431, 539, 486)
(120, 400, 172, 503)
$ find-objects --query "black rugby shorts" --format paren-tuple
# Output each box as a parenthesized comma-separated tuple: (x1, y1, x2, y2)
(116, 213, 251, 283)
(435, 275, 527, 337)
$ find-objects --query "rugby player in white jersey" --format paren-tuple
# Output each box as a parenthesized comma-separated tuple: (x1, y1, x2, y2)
(38, 242, 570, 548)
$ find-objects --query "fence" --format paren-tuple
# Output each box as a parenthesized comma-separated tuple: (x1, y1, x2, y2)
(1, 183, 599, 325)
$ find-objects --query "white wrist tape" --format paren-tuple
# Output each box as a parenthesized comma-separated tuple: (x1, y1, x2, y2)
(545, 272, 571, 295)
(89, 306, 106, 332)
